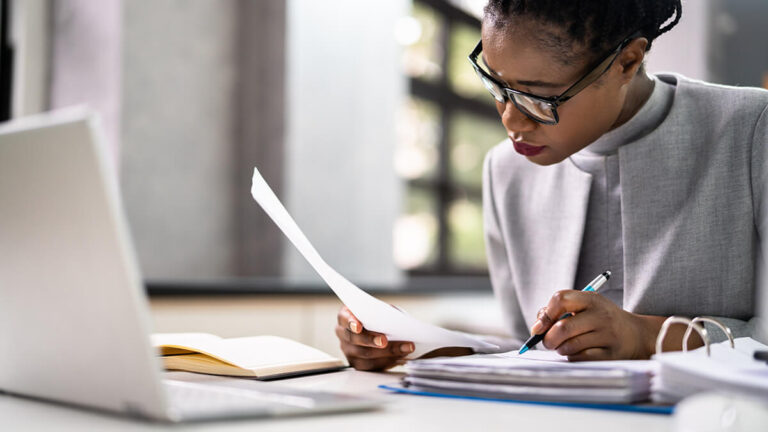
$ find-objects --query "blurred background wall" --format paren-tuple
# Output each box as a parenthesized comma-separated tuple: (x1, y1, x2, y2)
(121, 1, 240, 280)
(11, 0, 764, 287)
(282, 0, 405, 286)
(4, 0, 767, 355)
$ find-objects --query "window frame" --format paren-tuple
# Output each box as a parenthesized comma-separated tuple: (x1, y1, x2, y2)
(405, 0, 499, 277)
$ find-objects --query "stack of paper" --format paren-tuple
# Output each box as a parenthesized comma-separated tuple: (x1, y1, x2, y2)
(401, 350, 656, 404)
(652, 337, 768, 403)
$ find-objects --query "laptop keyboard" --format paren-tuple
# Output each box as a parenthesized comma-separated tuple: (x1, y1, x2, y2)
(164, 380, 317, 421)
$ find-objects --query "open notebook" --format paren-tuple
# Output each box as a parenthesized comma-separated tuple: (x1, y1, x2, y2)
(152, 333, 346, 379)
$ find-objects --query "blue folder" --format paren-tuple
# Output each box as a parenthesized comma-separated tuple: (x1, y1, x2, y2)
(379, 383, 675, 415)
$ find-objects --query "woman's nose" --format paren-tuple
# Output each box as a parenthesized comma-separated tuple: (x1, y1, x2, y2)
(497, 100, 536, 133)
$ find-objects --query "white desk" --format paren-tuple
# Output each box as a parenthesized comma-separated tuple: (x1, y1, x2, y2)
(0, 369, 673, 431)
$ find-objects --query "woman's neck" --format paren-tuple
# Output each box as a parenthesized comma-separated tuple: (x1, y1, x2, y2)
(611, 69, 655, 130)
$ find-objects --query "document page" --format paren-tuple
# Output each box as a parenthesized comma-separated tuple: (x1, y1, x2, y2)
(653, 337, 768, 401)
(402, 349, 653, 403)
(413, 349, 656, 373)
(251, 167, 498, 358)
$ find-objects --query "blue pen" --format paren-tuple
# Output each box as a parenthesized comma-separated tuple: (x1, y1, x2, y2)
(518, 271, 611, 355)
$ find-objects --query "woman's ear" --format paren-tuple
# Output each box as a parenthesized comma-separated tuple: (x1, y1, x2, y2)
(616, 38, 649, 83)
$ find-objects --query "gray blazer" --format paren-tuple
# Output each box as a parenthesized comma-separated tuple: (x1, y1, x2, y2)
(483, 74, 768, 344)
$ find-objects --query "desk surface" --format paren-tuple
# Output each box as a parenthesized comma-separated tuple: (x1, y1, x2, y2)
(0, 369, 673, 431)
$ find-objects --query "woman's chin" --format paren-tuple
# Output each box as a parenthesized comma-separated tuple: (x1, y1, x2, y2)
(525, 150, 564, 166)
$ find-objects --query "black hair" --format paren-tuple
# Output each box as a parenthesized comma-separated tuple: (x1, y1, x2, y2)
(484, 0, 682, 60)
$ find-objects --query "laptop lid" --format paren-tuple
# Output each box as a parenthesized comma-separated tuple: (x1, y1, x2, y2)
(0, 108, 169, 420)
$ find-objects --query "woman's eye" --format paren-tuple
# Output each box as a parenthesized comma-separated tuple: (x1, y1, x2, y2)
(522, 88, 552, 98)
(534, 91, 558, 99)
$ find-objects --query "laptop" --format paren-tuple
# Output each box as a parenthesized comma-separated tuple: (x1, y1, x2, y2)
(0, 107, 379, 422)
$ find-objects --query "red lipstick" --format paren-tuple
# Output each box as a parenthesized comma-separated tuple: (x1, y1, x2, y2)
(511, 140, 545, 157)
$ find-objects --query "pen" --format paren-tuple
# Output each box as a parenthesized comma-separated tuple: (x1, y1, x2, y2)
(518, 271, 611, 355)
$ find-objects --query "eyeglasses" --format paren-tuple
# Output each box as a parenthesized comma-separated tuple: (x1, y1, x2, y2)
(468, 34, 638, 125)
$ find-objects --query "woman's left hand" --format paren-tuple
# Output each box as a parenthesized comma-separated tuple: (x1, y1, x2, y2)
(530, 290, 696, 361)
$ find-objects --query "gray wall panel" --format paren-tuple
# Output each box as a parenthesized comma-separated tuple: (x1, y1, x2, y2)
(121, 0, 238, 280)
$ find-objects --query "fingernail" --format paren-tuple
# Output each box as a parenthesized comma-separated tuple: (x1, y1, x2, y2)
(374, 336, 386, 347)
(401, 343, 414, 354)
(349, 321, 359, 333)
(531, 320, 543, 335)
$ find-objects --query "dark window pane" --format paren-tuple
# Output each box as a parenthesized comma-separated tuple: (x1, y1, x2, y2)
(402, 2, 444, 82)
(447, 197, 486, 269)
(449, 110, 506, 188)
(396, 96, 441, 180)
(394, 186, 438, 270)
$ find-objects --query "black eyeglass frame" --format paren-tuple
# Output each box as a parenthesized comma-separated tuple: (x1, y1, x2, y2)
(468, 33, 640, 125)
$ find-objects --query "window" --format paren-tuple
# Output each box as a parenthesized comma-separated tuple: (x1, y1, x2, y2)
(394, 0, 505, 275)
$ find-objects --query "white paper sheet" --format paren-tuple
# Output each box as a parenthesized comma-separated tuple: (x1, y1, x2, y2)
(250, 167, 498, 358)
(402, 350, 653, 403)
(652, 337, 768, 402)
(413, 349, 656, 373)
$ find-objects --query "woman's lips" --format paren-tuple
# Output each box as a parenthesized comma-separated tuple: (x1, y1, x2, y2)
(511, 140, 545, 156)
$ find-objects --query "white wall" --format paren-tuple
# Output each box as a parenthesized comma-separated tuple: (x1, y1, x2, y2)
(283, 0, 408, 286)
(10, 0, 50, 117)
(120, 1, 238, 280)
(645, 0, 711, 81)
(32, 0, 719, 284)
(119, 0, 408, 284)
(49, 0, 122, 165)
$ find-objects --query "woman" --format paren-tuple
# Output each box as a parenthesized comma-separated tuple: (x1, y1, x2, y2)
(336, 0, 767, 370)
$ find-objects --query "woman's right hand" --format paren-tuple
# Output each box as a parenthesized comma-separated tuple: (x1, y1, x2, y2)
(335, 305, 415, 371)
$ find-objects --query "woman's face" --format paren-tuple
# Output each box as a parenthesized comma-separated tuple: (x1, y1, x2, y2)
(481, 19, 644, 165)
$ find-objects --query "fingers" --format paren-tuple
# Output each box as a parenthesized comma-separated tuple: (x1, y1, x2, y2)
(551, 330, 607, 357)
(531, 307, 555, 335)
(337, 327, 414, 359)
(336, 307, 389, 348)
(530, 290, 597, 335)
(335, 325, 414, 354)
(337, 329, 415, 371)
(345, 356, 405, 371)
(335, 306, 415, 371)
(336, 324, 389, 348)
(420, 347, 474, 359)
(566, 347, 613, 362)
(541, 310, 600, 350)
(544, 290, 595, 321)
(337, 306, 361, 334)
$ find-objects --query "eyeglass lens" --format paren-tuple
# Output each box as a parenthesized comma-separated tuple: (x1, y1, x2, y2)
(512, 94, 556, 123)
(473, 67, 556, 123)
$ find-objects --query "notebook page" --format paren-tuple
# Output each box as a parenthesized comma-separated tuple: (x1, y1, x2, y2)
(214, 336, 338, 369)
(154, 335, 338, 370)
(152, 333, 223, 353)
